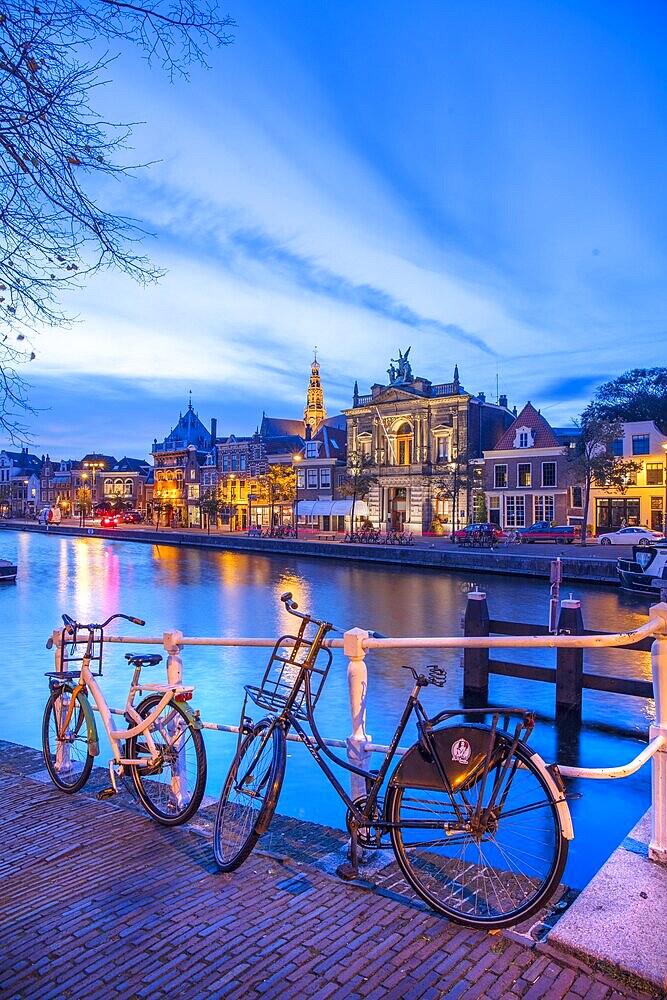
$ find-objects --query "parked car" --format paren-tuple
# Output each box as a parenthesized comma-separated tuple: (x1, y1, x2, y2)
(597, 526, 664, 546)
(37, 506, 62, 526)
(100, 513, 122, 528)
(454, 522, 506, 543)
(123, 511, 143, 523)
(516, 523, 578, 544)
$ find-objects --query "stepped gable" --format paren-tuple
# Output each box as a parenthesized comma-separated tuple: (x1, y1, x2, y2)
(492, 402, 560, 450)
(160, 401, 212, 451)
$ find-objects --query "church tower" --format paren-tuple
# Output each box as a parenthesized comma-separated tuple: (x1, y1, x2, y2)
(304, 353, 327, 432)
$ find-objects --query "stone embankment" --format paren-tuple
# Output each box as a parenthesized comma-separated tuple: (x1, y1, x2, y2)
(4, 520, 620, 585)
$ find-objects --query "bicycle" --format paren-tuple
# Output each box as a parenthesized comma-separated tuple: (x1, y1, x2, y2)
(43, 612, 207, 826)
(213, 594, 573, 929)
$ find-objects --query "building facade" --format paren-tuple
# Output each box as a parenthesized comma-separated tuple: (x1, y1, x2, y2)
(151, 402, 215, 527)
(343, 352, 514, 534)
(591, 420, 667, 532)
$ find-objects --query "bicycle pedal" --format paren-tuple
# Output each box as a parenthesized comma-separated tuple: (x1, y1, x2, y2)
(336, 862, 358, 882)
(96, 787, 118, 801)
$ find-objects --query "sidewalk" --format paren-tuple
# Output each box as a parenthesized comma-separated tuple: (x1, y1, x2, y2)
(0, 741, 662, 1000)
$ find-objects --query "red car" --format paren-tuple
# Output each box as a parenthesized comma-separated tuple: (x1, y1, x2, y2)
(100, 513, 122, 527)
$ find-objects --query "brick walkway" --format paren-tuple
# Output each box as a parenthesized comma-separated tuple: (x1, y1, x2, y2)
(0, 743, 660, 1000)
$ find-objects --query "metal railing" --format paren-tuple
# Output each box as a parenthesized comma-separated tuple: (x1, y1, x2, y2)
(49, 601, 667, 863)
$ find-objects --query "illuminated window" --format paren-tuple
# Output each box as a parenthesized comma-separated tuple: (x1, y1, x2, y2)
(396, 423, 412, 465)
(517, 463, 531, 487)
(494, 465, 507, 488)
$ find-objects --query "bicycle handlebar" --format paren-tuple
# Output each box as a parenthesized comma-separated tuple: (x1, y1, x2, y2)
(61, 612, 145, 631)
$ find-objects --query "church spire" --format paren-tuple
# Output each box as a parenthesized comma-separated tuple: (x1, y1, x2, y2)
(304, 352, 327, 431)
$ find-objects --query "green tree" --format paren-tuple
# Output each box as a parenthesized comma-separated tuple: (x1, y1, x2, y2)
(567, 410, 641, 546)
(589, 367, 667, 430)
(338, 452, 377, 529)
(434, 449, 479, 541)
(0, 0, 235, 437)
(76, 485, 91, 524)
(256, 465, 295, 527)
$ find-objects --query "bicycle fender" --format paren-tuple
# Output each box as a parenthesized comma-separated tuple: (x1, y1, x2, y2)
(529, 751, 574, 841)
(168, 698, 203, 730)
(389, 725, 503, 794)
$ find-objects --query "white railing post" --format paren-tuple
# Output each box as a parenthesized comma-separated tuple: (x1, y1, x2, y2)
(648, 603, 667, 863)
(163, 629, 184, 685)
(343, 627, 372, 802)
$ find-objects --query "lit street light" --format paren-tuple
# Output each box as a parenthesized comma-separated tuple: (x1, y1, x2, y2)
(293, 454, 302, 538)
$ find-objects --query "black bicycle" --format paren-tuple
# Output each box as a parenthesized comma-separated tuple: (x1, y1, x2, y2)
(213, 594, 572, 929)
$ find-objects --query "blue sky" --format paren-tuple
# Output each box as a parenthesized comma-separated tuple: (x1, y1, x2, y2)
(22, 0, 667, 459)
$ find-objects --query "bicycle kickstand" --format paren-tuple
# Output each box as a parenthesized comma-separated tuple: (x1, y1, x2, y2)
(336, 826, 360, 882)
(96, 761, 121, 801)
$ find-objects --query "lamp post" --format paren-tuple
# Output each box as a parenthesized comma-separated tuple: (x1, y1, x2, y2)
(84, 460, 105, 516)
(80, 472, 88, 527)
(293, 454, 302, 538)
(663, 443, 667, 535)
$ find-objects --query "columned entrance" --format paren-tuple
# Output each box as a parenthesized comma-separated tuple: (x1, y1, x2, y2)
(388, 487, 407, 530)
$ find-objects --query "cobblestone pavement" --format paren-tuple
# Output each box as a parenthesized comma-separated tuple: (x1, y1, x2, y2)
(0, 742, 660, 1000)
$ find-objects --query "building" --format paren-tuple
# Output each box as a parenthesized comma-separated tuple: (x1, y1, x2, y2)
(151, 401, 215, 527)
(343, 351, 514, 534)
(483, 403, 577, 529)
(591, 420, 667, 532)
(0, 448, 42, 516)
(295, 416, 349, 533)
(99, 457, 151, 513)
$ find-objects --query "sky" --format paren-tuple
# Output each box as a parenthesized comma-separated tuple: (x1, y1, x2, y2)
(17, 0, 667, 460)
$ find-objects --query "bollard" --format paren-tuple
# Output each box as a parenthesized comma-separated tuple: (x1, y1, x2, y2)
(556, 599, 584, 724)
(343, 627, 372, 803)
(648, 602, 667, 863)
(463, 591, 489, 705)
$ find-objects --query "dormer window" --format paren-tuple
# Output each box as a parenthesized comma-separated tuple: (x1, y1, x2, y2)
(305, 441, 319, 458)
(513, 426, 534, 449)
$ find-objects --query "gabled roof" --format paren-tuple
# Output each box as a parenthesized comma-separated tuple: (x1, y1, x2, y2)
(261, 415, 306, 439)
(112, 457, 150, 473)
(492, 402, 561, 451)
(81, 453, 117, 469)
(1, 449, 42, 472)
(157, 403, 212, 452)
(313, 423, 347, 459)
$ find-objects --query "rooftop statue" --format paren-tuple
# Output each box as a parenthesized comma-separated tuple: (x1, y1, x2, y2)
(388, 347, 413, 384)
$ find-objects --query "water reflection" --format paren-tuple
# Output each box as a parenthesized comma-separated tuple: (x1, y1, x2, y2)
(0, 529, 656, 889)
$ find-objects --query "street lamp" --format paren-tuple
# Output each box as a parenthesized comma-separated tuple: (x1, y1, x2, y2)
(293, 454, 302, 538)
(663, 443, 667, 535)
(84, 460, 105, 516)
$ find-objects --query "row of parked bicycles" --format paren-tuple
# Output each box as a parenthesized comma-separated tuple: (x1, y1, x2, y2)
(42, 597, 573, 930)
(344, 528, 414, 545)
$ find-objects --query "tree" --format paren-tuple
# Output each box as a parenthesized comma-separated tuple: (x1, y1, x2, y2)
(434, 449, 479, 541)
(256, 465, 295, 527)
(338, 452, 377, 529)
(589, 367, 667, 430)
(75, 484, 91, 523)
(0, 0, 235, 437)
(567, 409, 641, 546)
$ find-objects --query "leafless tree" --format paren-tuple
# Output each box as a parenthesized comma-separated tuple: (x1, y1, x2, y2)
(0, 0, 235, 438)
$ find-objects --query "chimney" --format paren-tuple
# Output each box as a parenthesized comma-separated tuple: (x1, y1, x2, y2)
(211, 418, 217, 443)
(499, 394, 508, 409)
(478, 391, 486, 403)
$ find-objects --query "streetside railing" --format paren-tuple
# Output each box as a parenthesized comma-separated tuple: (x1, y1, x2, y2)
(49, 600, 667, 864)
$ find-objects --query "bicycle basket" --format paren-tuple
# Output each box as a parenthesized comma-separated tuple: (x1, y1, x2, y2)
(244, 619, 333, 720)
(59, 625, 105, 677)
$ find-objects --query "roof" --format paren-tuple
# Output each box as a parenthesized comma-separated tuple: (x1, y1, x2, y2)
(111, 457, 150, 473)
(492, 402, 561, 451)
(155, 403, 212, 452)
(260, 415, 306, 438)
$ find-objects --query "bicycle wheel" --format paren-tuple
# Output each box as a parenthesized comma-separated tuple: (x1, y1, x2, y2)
(42, 687, 94, 792)
(386, 738, 568, 929)
(126, 695, 207, 826)
(213, 718, 286, 872)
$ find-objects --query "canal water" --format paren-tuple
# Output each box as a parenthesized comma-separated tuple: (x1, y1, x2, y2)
(1, 529, 657, 889)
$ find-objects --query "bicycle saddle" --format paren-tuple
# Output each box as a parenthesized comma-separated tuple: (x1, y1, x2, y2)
(125, 653, 163, 667)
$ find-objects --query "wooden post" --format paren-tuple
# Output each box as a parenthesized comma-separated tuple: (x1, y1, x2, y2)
(463, 591, 489, 705)
(556, 598, 584, 723)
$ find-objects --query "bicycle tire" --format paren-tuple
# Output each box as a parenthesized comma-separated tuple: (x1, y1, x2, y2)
(42, 687, 94, 793)
(126, 694, 207, 826)
(386, 737, 568, 929)
(213, 718, 286, 872)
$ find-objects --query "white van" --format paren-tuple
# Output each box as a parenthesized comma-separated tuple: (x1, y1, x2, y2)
(37, 506, 62, 526)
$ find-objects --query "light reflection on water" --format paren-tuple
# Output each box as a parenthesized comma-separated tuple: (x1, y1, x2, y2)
(2, 529, 657, 888)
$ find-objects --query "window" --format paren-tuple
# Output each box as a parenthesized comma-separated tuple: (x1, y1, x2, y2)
(542, 462, 556, 488)
(222, 455, 229, 471)
(488, 496, 500, 526)
(337, 473, 345, 487)
(571, 486, 583, 508)
(190, 469, 196, 480)
(296, 468, 305, 489)
(307, 469, 318, 488)
(534, 495, 554, 523)
(240, 454, 247, 471)
(505, 495, 526, 527)
(632, 435, 650, 455)
(519, 431, 529, 447)
(319, 468, 331, 488)
(612, 438, 624, 457)
(436, 436, 450, 462)
(305, 442, 318, 458)
(517, 463, 531, 487)
(494, 465, 507, 489)
(646, 463, 664, 485)
(231, 455, 237, 471)
(395, 423, 412, 465)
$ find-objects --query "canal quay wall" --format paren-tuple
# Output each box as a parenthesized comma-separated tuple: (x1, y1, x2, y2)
(4, 521, 619, 585)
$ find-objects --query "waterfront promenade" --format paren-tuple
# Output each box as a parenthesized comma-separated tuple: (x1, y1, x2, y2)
(0, 740, 663, 1000)
(2, 518, 624, 585)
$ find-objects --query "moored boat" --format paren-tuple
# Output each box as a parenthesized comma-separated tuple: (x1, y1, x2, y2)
(617, 541, 667, 597)
(0, 559, 17, 583)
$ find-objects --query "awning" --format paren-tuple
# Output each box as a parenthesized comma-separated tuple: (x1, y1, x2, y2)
(297, 500, 368, 517)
